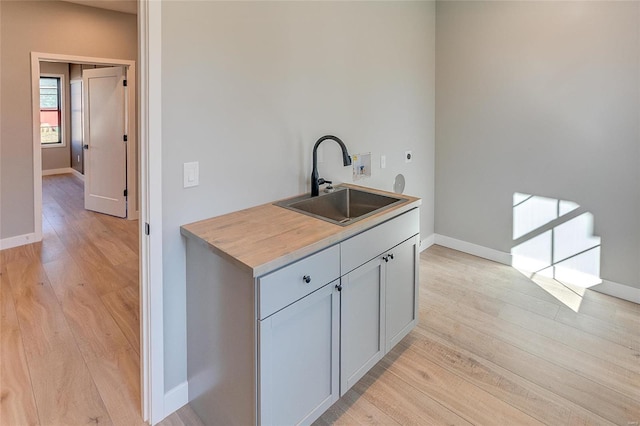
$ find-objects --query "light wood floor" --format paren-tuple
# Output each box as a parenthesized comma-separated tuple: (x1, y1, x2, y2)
(1, 174, 142, 425)
(164, 243, 640, 426)
(2, 174, 639, 425)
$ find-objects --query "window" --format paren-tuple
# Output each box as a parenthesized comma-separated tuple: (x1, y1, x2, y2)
(40, 75, 65, 146)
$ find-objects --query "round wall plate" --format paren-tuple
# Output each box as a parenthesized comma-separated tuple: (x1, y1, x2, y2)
(393, 174, 405, 194)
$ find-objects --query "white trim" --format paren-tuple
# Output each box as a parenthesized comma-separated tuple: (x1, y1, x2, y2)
(70, 168, 85, 181)
(434, 234, 512, 265)
(42, 167, 75, 176)
(123, 65, 138, 222)
(420, 234, 435, 252)
(164, 382, 189, 417)
(41, 167, 84, 181)
(433, 234, 640, 305)
(0, 233, 38, 250)
(30, 53, 44, 244)
(591, 280, 640, 304)
(140, 0, 166, 423)
(39, 72, 67, 148)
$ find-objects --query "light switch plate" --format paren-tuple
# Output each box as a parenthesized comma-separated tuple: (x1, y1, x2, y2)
(183, 161, 199, 188)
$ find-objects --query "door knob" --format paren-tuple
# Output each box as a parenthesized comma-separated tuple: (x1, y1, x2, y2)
(83, 144, 89, 150)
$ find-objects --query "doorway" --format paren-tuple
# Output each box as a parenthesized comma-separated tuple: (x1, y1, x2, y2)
(31, 52, 142, 418)
(39, 61, 130, 218)
(31, 52, 138, 244)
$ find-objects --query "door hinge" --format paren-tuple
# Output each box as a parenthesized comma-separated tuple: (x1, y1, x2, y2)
(123, 79, 128, 87)
(123, 189, 128, 197)
(145, 222, 150, 236)
(123, 134, 128, 142)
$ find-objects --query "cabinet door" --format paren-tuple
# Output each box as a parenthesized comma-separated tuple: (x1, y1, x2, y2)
(340, 257, 385, 396)
(385, 236, 419, 352)
(259, 280, 340, 426)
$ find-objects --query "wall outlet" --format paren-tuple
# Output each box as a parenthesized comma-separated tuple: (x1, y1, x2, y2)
(183, 161, 199, 188)
(405, 150, 413, 163)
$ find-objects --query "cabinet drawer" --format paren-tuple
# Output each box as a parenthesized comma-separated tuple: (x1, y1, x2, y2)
(258, 244, 340, 319)
(341, 208, 419, 274)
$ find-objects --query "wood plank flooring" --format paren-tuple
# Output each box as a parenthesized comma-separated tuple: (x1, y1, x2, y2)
(2, 173, 638, 425)
(1, 174, 142, 425)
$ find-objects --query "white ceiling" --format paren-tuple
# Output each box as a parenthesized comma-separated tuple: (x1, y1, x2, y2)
(61, 0, 137, 15)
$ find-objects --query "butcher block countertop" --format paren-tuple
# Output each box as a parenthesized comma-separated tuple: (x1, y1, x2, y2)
(180, 184, 421, 277)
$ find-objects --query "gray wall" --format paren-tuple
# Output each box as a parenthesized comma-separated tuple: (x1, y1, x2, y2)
(40, 61, 71, 171)
(0, 0, 136, 239)
(435, 1, 640, 288)
(162, 1, 436, 391)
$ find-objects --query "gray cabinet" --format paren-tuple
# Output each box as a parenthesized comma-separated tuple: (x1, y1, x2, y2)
(339, 257, 385, 395)
(384, 236, 419, 351)
(259, 280, 340, 426)
(185, 207, 420, 426)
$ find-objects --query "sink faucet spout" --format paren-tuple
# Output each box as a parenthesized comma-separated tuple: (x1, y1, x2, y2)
(311, 135, 352, 197)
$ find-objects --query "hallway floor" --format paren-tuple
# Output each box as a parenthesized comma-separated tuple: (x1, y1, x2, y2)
(1, 173, 142, 425)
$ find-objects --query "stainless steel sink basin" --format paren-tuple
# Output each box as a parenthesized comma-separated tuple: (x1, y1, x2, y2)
(275, 187, 407, 226)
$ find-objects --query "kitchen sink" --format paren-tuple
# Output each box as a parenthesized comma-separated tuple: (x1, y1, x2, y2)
(275, 186, 407, 226)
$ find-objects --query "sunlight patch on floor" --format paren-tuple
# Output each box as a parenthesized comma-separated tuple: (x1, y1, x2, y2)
(511, 192, 601, 312)
(513, 264, 588, 312)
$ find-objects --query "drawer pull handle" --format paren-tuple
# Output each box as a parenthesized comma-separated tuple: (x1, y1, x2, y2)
(303, 275, 311, 284)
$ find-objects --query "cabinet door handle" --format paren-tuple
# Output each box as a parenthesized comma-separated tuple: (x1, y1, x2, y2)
(303, 275, 311, 284)
(335, 283, 342, 292)
(388, 253, 394, 260)
(383, 255, 389, 263)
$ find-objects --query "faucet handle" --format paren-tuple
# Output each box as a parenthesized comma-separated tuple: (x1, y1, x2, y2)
(318, 178, 332, 186)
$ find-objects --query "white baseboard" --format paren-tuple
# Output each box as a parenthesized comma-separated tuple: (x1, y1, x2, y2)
(0, 233, 38, 250)
(434, 234, 512, 265)
(69, 168, 84, 181)
(41, 167, 84, 180)
(591, 280, 640, 304)
(164, 381, 189, 420)
(420, 234, 435, 252)
(42, 167, 75, 176)
(433, 234, 639, 305)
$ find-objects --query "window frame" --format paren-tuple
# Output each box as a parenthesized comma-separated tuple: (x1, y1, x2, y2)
(40, 73, 66, 148)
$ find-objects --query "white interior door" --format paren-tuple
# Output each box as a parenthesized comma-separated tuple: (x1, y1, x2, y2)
(83, 66, 127, 217)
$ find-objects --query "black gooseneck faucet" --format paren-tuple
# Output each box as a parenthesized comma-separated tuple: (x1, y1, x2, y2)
(311, 135, 352, 197)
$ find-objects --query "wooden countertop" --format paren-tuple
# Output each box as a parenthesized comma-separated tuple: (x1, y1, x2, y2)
(180, 184, 421, 277)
